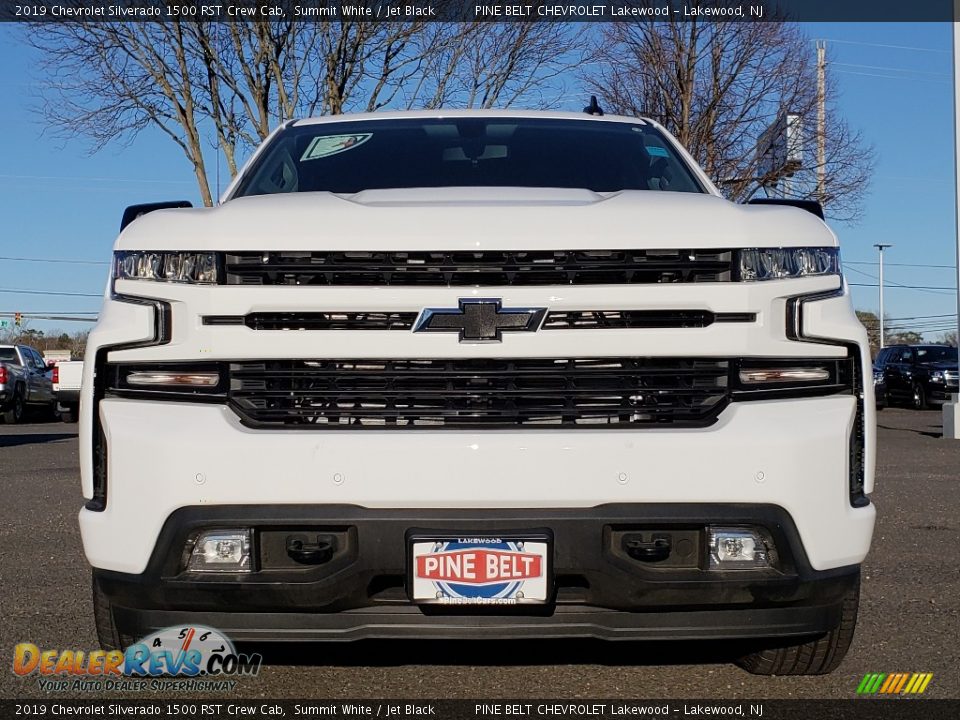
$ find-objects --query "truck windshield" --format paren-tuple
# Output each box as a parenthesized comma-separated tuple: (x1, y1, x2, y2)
(232, 117, 705, 197)
(917, 347, 958, 363)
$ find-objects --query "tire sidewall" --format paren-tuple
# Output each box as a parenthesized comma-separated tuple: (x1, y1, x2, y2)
(12, 388, 25, 423)
(912, 383, 926, 410)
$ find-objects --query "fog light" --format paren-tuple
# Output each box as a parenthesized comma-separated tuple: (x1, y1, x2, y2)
(708, 527, 770, 569)
(187, 529, 252, 573)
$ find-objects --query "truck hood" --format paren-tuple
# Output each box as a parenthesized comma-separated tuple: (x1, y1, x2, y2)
(116, 188, 836, 251)
(920, 361, 959, 371)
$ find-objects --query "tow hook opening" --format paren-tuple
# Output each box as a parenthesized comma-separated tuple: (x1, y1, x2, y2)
(285, 534, 337, 565)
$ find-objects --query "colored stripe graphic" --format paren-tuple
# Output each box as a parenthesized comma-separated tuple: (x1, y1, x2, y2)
(879, 674, 897, 693)
(855, 674, 875, 694)
(892, 673, 909, 693)
(857, 672, 933, 695)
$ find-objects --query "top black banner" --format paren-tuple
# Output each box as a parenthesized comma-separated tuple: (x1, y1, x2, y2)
(1, 0, 957, 23)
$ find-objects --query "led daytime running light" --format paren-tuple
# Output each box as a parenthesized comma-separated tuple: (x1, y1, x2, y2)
(739, 247, 840, 281)
(739, 367, 831, 384)
(126, 371, 220, 387)
(115, 251, 218, 284)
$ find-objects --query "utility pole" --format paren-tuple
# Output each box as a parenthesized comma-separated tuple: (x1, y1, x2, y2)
(874, 244, 892, 348)
(816, 40, 827, 204)
(946, 22, 960, 439)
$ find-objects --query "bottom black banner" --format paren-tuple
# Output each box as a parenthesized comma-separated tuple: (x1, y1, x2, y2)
(2, 700, 958, 720)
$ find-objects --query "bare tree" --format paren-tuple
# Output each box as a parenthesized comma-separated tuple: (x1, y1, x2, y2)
(589, 19, 873, 222)
(409, 23, 584, 109)
(27, 20, 581, 206)
(935, 330, 958, 347)
(30, 22, 217, 204)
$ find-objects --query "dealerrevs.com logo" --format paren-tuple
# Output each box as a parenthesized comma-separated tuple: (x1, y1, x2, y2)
(13, 625, 261, 692)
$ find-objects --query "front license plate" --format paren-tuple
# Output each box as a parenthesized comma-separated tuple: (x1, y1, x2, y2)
(409, 535, 551, 605)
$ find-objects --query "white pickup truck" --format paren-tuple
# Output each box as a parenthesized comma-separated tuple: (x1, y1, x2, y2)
(80, 109, 874, 675)
(52, 359, 83, 423)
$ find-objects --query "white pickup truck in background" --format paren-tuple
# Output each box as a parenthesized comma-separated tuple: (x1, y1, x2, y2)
(53, 360, 83, 423)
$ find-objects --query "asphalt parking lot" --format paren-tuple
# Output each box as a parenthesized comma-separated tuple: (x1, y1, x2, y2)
(1, 408, 957, 700)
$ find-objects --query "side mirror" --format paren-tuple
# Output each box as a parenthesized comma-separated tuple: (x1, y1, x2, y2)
(747, 198, 825, 220)
(120, 201, 193, 231)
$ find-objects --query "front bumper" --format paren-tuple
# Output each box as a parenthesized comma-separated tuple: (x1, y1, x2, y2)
(95, 503, 860, 643)
(80, 395, 875, 575)
(56, 389, 80, 408)
(930, 383, 959, 403)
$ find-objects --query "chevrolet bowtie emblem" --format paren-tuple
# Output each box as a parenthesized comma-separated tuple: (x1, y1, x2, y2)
(414, 299, 547, 343)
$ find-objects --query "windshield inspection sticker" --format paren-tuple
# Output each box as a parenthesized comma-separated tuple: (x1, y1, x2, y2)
(301, 133, 372, 161)
(646, 145, 670, 157)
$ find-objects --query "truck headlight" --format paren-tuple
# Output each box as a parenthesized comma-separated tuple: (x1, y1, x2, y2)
(738, 247, 840, 281)
(930, 370, 945, 383)
(115, 251, 219, 284)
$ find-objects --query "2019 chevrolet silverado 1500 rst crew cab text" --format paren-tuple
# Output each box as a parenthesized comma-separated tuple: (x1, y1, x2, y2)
(81, 110, 874, 675)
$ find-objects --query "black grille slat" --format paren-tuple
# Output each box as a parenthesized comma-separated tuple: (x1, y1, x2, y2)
(227, 358, 730, 429)
(206, 310, 756, 331)
(205, 312, 419, 331)
(224, 250, 734, 286)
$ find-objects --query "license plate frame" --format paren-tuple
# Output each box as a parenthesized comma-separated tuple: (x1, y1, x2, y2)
(407, 531, 553, 606)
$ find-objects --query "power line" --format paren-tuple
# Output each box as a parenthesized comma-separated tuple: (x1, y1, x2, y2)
(0, 311, 98, 315)
(885, 315, 959, 323)
(833, 69, 950, 84)
(831, 62, 950, 79)
(0, 256, 110, 266)
(846, 266, 957, 294)
(0, 288, 102, 298)
(817, 39, 951, 54)
(0, 315, 97, 323)
(889, 322, 957, 326)
(846, 260, 956, 269)
(886, 321, 958, 329)
(882, 313, 957, 321)
(0, 173, 194, 185)
(849, 282, 956, 293)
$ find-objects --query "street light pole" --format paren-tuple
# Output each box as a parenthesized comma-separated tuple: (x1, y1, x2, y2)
(947, 22, 960, 438)
(874, 243, 892, 348)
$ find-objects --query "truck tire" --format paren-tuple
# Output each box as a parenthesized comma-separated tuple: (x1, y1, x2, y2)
(911, 382, 928, 411)
(62, 404, 80, 423)
(92, 576, 136, 651)
(736, 578, 859, 676)
(3, 387, 26, 424)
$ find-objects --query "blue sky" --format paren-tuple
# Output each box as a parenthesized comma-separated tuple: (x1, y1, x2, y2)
(0, 21, 957, 340)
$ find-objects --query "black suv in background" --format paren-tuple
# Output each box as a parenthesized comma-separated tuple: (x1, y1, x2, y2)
(874, 344, 959, 409)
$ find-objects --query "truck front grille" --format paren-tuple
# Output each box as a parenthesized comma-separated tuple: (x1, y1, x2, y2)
(228, 358, 731, 428)
(224, 250, 733, 286)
